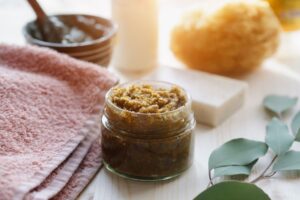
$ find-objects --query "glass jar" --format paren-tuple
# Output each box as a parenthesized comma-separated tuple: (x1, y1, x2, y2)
(101, 81, 195, 181)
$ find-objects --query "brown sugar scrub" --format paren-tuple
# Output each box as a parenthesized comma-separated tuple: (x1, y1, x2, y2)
(110, 84, 187, 113)
(101, 81, 196, 181)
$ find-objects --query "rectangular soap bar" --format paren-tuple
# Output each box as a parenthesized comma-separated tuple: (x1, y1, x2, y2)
(144, 67, 248, 126)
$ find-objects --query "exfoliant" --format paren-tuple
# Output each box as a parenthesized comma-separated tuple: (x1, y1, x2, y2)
(101, 81, 195, 181)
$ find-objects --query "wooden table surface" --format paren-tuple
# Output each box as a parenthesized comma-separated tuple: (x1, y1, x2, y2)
(1, 1, 300, 200)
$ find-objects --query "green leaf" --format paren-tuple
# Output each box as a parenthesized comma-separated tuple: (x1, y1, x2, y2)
(213, 160, 257, 178)
(263, 95, 297, 116)
(265, 118, 294, 155)
(273, 150, 300, 172)
(213, 166, 251, 178)
(295, 129, 300, 142)
(291, 111, 300, 136)
(208, 138, 268, 170)
(194, 181, 270, 200)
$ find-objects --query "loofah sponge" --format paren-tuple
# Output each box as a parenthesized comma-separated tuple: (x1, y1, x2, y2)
(171, 1, 281, 76)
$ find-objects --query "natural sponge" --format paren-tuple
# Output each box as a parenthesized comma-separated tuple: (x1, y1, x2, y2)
(171, 1, 281, 76)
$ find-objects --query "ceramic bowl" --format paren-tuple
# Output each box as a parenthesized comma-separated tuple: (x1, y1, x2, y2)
(23, 14, 117, 67)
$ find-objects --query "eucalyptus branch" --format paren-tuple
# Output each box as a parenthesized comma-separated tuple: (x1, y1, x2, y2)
(264, 171, 277, 178)
(197, 95, 299, 198)
(208, 170, 214, 187)
(250, 155, 278, 184)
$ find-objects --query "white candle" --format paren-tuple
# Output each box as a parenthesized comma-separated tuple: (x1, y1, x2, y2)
(111, 0, 158, 72)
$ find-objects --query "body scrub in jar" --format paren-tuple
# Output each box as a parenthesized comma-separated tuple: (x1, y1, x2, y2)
(101, 81, 195, 181)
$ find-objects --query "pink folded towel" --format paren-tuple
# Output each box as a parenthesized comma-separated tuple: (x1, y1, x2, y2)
(25, 118, 101, 200)
(0, 44, 117, 200)
(53, 135, 103, 200)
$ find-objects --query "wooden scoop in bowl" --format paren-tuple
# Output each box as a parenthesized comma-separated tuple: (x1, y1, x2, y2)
(26, 0, 67, 43)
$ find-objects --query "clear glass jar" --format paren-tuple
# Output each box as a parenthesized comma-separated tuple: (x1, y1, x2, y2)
(101, 81, 195, 181)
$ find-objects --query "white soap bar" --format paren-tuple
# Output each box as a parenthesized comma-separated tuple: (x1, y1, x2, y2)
(144, 67, 248, 126)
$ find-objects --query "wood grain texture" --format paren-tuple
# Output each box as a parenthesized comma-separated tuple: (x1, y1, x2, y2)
(1, 1, 300, 200)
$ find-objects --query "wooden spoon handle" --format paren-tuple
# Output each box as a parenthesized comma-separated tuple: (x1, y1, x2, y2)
(27, 0, 47, 22)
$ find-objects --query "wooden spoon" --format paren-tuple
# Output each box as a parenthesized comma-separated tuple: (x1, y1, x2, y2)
(26, 0, 63, 42)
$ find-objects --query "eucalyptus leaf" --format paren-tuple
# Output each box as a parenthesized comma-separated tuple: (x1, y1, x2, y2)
(273, 150, 300, 172)
(213, 165, 251, 178)
(213, 160, 257, 178)
(295, 129, 300, 142)
(208, 138, 268, 170)
(194, 181, 270, 200)
(263, 95, 297, 116)
(265, 118, 294, 155)
(291, 111, 300, 136)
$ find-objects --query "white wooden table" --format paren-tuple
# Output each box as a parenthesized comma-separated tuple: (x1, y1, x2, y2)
(1, 1, 300, 199)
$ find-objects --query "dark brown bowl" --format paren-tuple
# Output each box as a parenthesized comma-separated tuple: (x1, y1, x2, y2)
(67, 47, 112, 58)
(23, 14, 117, 66)
(80, 52, 110, 60)
(63, 45, 112, 57)
(84, 55, 112, 67)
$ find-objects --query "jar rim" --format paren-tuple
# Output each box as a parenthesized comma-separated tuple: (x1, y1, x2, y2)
(105, 80, 192, 117)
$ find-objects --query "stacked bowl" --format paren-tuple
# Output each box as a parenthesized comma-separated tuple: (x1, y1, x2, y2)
(23, 14, 117, 67)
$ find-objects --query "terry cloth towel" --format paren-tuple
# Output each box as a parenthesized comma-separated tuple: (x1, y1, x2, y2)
(0, 44, 117, 200)
(53, 135, 103, 200)
(25, 117, 101, 200)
